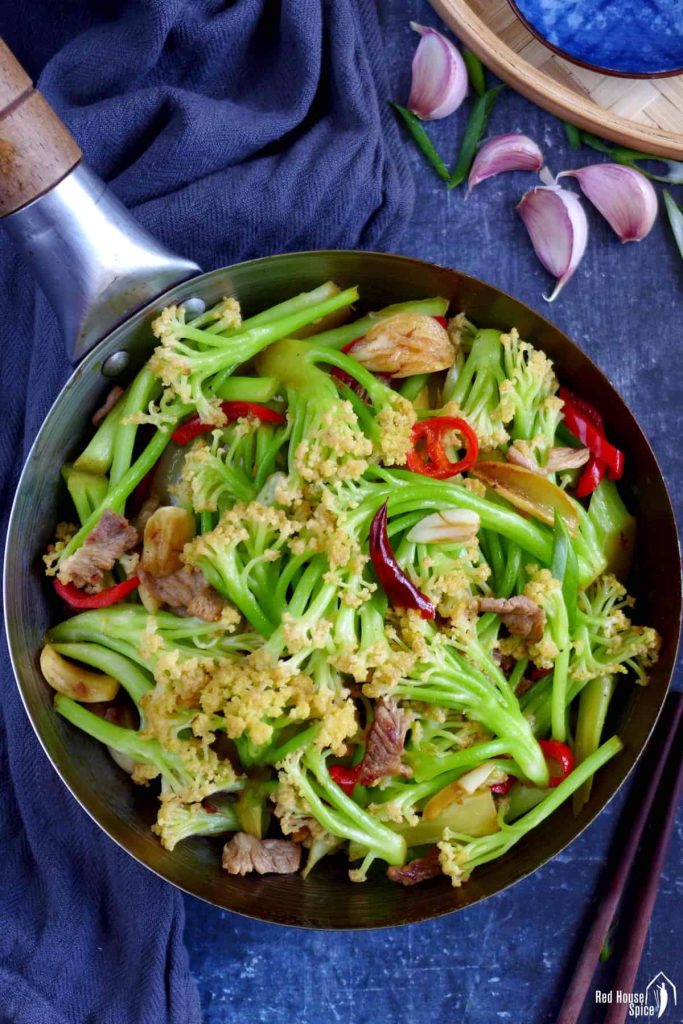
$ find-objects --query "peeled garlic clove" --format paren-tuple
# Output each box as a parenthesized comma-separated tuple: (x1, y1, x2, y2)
(40, 644, 120, 702)
(517, 186, 588, 301)
(558, 163, 658, 243)
(456, 761, 498, 795)
(408, 22, 468, 121)
(351, 312, 455, 378)
(407, 508, 480, 544)
(142, 506, 196, 577)
(468, 133, 544, 193)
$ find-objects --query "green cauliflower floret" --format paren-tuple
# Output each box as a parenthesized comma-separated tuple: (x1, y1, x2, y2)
(184, 500, 299, 637)
(277, 747, 407, 880)
(180, 432, 259, 511)
(438, 736, 622, 885)
(179, 417, 287, 514)
(499, 328, 559, 444)
(153, 793, 240, 851)
(47, 604, 260, 668)
(375, 615, 550, 787)
(524, 568, 571, 742)
(149, 287, 359, 426)
(256, 339, 382, 484)
(406, 706, 504, 784)
(571, 573, 661, 684)
(54, 693, 241, 803)
(441, 329, 511, 450)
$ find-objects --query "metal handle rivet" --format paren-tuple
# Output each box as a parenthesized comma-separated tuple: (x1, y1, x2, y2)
(183, 296, 206, 318)
(102, 350, 131, 377)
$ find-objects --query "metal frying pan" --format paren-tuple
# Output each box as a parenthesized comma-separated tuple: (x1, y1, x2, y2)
(2, 41, 680, 929)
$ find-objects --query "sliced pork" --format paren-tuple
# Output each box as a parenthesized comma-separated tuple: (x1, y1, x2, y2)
(478, 595, 545, 643)
(58, 511, 138, 589)
(356, 699, 411, 785)
(387, 848, 442, 886)
(221, 833, 302, 876)
(138, 566, 226, 622)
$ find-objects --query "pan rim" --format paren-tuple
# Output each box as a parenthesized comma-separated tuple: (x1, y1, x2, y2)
(4, 248, 681, 929)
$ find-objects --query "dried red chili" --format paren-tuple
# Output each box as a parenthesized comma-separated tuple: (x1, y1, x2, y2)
(369, 503, 435, 619)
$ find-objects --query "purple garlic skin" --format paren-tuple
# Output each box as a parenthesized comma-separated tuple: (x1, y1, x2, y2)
(559, 163, 658, 243)
(517, 185, 589, 302)
(468, 133, 544, 193)
(408, 22, 468, 121)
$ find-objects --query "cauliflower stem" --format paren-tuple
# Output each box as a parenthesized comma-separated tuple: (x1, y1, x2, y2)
(41, 284, 660, 887)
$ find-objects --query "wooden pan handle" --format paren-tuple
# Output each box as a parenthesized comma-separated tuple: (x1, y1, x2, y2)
(0, 38, 81, 217)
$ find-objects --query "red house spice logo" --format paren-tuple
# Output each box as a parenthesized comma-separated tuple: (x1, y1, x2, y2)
(645, 973, 677, 1019)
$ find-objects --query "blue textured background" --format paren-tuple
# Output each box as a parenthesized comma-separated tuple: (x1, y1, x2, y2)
(183, 4, 682, 1022)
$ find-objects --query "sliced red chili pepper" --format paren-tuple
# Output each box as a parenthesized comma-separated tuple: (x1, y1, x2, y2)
(539, 739, 575, 788)
(329, 764, 361, 796)
(560, 391, 624, 486)
(432, 315, 449, 328)
(406, 416, 479, 479)
(53, 575, 140, 610)
(171, 401, 285, 446)
(561, 407, 622, 474)
(369, 503, 435, 619)
(575, 454, 606, 498)
(558, 388, 624, 482)
(558, 387, 605, 433)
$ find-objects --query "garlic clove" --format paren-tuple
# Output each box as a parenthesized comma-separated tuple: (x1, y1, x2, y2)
(408, 22, 468, 121)
(456, 761, 499, 795)
(517, 185, 588, 302)
(350, 312, 455, 378)
(468, 133, 544, 193)
(558, 163, 658, 243)
(40, 644, 120, 702)
(407, 508, 480, 544)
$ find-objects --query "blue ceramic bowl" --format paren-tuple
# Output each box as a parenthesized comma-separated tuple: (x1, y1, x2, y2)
(509, 0, 683, 77)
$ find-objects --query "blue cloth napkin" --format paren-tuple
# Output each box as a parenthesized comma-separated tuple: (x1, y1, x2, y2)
(0, 3, 413, 1021)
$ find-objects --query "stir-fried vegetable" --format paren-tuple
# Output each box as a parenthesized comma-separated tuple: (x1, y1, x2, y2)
(39, 284, 660, 887)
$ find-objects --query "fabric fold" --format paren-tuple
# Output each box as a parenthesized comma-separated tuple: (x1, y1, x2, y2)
(0, 1, 413, 1021)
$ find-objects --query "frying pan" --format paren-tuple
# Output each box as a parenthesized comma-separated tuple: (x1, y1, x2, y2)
(2, 41, 680, 929)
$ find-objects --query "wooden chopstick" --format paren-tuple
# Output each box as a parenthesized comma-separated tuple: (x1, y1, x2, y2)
(604, 712, 683, 1024)
(555, 692, 683, 1024)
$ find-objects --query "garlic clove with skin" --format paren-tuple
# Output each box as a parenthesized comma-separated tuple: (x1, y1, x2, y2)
(408, 22, 468, 121)
(558, 163, 658, 243)
(350, 312, 455, 377)
(517, 185, 588, 302)
(467, 133, 545, 193)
